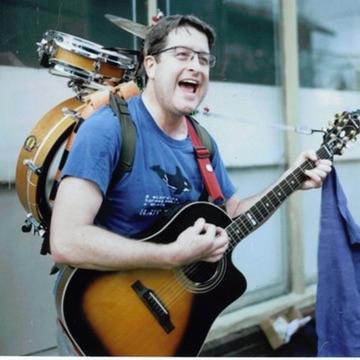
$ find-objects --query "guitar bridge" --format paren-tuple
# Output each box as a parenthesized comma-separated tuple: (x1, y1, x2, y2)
(132, 280, 175, 334)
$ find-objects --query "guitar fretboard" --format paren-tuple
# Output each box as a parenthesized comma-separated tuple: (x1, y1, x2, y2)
(225, 144, 333, 251)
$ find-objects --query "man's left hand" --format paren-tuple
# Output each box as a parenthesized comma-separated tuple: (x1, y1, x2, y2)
(294, 150, 332, 190)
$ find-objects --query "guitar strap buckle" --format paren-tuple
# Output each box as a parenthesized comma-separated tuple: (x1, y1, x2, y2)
(194, 146, 210, 159)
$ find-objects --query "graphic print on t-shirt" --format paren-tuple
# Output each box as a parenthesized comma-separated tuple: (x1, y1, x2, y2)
(150, 165, 192, 195)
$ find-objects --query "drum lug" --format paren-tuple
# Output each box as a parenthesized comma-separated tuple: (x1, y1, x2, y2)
(94, 58, 101, 72)
(61, 107, 82, 121)
(23, 159, 42, 175)
(22, 214, 46, 237)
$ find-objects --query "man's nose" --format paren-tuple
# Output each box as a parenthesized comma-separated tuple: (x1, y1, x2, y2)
(187, 54, 202, 70)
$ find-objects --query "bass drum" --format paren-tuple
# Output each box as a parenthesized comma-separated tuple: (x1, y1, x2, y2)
(16, 97, 86, 228)
(15, 81, 140, 229)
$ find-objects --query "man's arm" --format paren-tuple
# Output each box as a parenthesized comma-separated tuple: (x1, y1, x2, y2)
(50, 177, 229, 271)
(226, 150, 332, 218)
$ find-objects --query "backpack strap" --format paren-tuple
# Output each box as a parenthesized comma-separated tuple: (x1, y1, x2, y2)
(109, 93, 137, 187)
(187, 116, 214, 160)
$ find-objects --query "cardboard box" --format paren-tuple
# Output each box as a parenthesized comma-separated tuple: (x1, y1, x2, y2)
(260, 306, 304, 350)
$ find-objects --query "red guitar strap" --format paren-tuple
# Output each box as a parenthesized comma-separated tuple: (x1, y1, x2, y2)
(187, 118, 225, 203)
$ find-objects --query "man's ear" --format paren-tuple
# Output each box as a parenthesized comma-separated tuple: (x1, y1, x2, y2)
(143, 55, 157, 80)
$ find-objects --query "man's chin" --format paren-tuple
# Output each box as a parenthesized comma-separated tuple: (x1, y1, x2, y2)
(177, 102, 200, 115)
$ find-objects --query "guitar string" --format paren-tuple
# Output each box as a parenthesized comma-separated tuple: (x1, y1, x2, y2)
(147, 155, 321, 307)
(127, 150, 329, 317)
(108, 140, 348, 351)
(153, 157, 319, 309)
(133, 153, 324, 308)
(111, 152, 329, 348)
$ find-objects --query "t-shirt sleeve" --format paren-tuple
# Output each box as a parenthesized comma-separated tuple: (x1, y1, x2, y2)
(61, 106, 121, 196)
(210, 138, 236, 201)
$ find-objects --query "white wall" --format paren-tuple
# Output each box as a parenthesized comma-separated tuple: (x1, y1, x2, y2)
(0, 66, 74, 182)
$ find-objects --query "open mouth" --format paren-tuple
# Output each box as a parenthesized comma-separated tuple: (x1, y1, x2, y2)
(178, 79, 199, 94)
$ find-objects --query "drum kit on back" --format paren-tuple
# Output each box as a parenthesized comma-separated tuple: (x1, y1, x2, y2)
(15, 15, 148, 249)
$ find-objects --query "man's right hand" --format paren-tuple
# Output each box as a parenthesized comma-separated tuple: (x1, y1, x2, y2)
(169, 218, 229, 267)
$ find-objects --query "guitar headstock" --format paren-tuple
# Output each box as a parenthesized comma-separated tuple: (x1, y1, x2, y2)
(322, 110, 360, 156)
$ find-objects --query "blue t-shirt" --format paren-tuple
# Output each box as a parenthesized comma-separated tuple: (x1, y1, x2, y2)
(62, 95, 235, 237)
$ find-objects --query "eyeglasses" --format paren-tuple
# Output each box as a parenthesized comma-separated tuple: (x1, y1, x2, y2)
(151, 46, 216, 68)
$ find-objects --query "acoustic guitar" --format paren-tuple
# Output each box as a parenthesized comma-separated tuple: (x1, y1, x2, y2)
(55, 110, 360, 356)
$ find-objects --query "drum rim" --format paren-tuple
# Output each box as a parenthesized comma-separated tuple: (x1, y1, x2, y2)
(35, 122, 76, 226)
(16, 97, 85, 226)
(51, 62, 99, 81)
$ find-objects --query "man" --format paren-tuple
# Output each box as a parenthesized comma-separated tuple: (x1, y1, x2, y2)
(50, 14, 331, 354)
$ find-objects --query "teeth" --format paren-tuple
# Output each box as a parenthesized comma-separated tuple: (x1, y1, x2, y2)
(181, 79, 198, 85)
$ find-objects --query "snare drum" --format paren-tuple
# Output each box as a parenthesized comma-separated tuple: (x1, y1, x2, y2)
(38, 30, 138, 88)
(15, 97, 86, 227)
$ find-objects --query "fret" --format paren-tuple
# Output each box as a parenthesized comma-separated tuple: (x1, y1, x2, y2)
(261, 193, 276, 213)
(253, 202, 268, 220)
(231, 214, 254, 239)
(317, 145, 332, 160)
(268, 188, 282, 206)
(245, 210, 258, 227)
(230, 221, 244, 238)
(239, 213, 255, 232)
(287, 172, 299, 190)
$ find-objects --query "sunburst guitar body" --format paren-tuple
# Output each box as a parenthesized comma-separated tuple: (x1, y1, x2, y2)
(56, 202, 247, 356)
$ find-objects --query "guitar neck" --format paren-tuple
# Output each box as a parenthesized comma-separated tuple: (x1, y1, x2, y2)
(226, 144, 333, 250)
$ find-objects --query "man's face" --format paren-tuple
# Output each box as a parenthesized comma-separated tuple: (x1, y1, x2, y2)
(147, 26, 211, 117)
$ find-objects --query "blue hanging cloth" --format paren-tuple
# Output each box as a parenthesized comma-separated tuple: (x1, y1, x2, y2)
(316, 167, 360, 356)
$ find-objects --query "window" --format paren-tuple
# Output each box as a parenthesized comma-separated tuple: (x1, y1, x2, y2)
(297, 0, 360, 282)
(0, 0, 144, 67)
(170, 0, 281, 85)
(298, 0, 360, 90)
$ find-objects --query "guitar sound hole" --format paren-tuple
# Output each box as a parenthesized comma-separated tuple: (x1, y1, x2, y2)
(183, 261, 218, 283)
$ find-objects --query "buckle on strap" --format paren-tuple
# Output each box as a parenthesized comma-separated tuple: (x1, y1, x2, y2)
(194, 146, 210, 159)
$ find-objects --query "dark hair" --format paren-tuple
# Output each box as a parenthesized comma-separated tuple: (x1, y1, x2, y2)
(144, 14, 216, 56)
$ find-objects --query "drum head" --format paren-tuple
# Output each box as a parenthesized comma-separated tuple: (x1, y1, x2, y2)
(16, 97, 85, 226)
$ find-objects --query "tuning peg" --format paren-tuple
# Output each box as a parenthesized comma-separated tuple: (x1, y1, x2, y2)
(350, 130, 357, 136)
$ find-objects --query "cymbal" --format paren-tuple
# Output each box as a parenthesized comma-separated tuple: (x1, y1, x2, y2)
(105, 14, 148, 39)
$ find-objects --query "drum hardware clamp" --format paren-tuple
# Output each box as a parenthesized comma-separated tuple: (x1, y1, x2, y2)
(22, 213, 46, 237)
(94, 58, 102, 72)
(61, 107, 82, 121)
(23, 159, 42, 175)
(67, 79, 86, 96)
